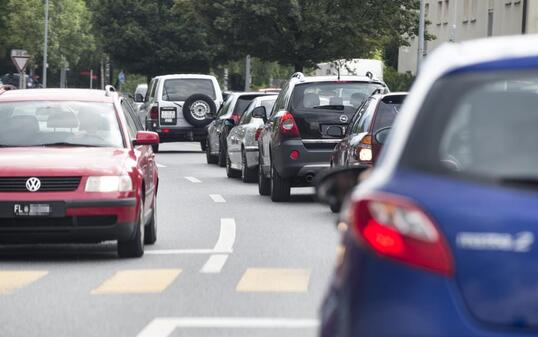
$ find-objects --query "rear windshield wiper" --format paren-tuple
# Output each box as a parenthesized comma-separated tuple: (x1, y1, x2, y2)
(39, 142, 101, 147)
(312, 105, 345, 110)
(497, 177, 538, 188)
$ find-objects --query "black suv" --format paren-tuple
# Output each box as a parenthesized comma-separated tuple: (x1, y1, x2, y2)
(255, 73, 387, 202)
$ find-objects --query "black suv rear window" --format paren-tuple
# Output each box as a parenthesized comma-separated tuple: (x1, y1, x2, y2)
(162, 79, 215, 101)
(290, 82, 384, 112)
(401, 71, 538, 184)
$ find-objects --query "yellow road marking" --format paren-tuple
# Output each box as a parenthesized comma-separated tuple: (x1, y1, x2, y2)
(236, 268, 310, 293)
(92, 269, 181, 294)
(0, 271, 48, 294)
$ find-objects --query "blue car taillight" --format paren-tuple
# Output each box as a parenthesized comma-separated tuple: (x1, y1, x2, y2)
(351, 193, 454, 276)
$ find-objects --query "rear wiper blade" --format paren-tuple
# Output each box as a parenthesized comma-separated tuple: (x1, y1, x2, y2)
(312, 105, 345, 110)
(497, 177, 538, 187)
(39, 142, 101, 147)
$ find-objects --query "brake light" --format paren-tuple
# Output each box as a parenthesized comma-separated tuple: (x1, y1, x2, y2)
(352, 194, 453, 276)
(279, 112, 300, 137)
(290, 150, 300, 160)
(150, 105, 159, 120)
(231, 114, 241, 124)
(255, 128, 263, 141)
(354, 135, 372, 163)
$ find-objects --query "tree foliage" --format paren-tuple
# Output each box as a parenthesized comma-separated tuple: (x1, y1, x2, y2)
(90, 0, 217, 78)
(192, 0, 420, 71)
(4, 0, 95, 73)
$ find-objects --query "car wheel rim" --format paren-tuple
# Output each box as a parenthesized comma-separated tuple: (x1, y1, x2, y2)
(190, 100, 210, 120)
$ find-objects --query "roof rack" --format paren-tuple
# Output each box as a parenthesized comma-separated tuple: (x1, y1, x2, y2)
(105, 85, 116, 97)
(291, 72, 305, 81)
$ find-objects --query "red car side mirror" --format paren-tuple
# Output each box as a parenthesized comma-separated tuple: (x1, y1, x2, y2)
(133, 131, 159, 146)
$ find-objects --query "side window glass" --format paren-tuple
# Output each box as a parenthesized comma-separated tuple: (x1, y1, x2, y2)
(148, 80, 157, 102)
(240, 109, 252, 125)
(125, 100, 144, 130)
(121, 101, 138, 139)
(352, 99, 375, 134)
(218, 97, 233, 117)
(271, 82, 289, 117)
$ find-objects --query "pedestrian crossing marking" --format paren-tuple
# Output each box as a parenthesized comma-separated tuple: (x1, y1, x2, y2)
(92, 269, 182, 294)
(236, 268, 310, 293)
(0, 271, 48, 295)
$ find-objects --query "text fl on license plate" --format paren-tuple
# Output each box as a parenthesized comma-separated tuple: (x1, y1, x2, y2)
(13, 204, 51, 217)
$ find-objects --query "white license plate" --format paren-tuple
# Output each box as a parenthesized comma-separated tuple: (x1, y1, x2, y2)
(160, 110, 175, 119)
(14, 204, 51, 216)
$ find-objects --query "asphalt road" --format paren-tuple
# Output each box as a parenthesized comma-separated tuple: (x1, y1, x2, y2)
(0, 142, 339, 337)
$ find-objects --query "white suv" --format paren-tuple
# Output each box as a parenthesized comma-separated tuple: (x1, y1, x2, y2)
(142, 74, 223, 152)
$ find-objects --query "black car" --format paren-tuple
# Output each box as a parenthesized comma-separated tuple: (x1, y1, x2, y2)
(206, 92, 274, 166)
(256, 72, 388, 202)
(331, 92, 407, 168)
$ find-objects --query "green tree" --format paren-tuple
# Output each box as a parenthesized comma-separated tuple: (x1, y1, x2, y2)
(5, 0, 96, 75)
(193, 0, 420, 72)
(90, 0, 217, 79)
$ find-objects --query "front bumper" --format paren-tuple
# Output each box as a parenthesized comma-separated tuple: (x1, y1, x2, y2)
(146, 122, 208, 142)
(0, 198, 137, 244)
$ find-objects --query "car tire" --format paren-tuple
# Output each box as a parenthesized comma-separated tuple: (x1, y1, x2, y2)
(144, 197, 157, 245)
(226, 153, 241, 178)
(200, 140, 207, 152)
(330, 202, 341, 214)
(118, 199, 145, 258)
(217, 136, 227, 167)
(152, 143, 159, 153)
(182, 94, 216, 127)
(206, 139, 218, 164)
(258, 160, 271, 196)
(241, 150, 257, 183)
(270, 162, 290, 202)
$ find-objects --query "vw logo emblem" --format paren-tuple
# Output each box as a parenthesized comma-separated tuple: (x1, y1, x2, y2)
(25, 177, 41, 192)
(339, 115, 348, 123)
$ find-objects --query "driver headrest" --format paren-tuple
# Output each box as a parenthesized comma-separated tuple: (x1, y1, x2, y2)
(303, 93, 320, 108)
(47, 110, 79, 129)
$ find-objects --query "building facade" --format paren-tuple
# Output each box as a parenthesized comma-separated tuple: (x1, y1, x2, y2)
(399, 0, 538, 74)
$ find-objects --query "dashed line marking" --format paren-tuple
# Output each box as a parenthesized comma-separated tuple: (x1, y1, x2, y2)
(136, 317, 319, 337)
(156, 163, 166, 168)
(236, 268, 310, 293)
(91, 269, 181, 294)
(209, 194, 226, 203)
(0, 271, 48, 295)
(184, 176, 202, 183)
(145, 249, 221, 255)
(200, 254, 229, 273)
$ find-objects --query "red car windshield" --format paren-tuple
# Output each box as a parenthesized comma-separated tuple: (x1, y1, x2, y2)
(0, 101, 124, 148)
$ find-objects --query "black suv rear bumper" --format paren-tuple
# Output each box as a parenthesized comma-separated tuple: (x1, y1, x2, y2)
(146, 121, 208, 142)
(271, 139, 334, 185)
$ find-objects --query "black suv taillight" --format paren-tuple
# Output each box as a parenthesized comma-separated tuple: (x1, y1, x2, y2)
(279, 111, 300, 137)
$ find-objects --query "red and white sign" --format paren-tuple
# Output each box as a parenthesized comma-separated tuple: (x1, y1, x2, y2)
(11, 49, 31, 73)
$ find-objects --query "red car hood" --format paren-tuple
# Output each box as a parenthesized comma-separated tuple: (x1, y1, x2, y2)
(0, 147, 132, 176)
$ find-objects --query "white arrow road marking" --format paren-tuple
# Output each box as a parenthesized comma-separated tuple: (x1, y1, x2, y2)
(209, 194, 226, 203)
(136, 317, 319, 337)
(199, 254, 229, 273)
(156, 163, 166, 168)
(184, 176, 201, 183)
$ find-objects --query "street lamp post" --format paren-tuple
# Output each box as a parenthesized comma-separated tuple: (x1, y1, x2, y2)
(43, 0, 49, 88)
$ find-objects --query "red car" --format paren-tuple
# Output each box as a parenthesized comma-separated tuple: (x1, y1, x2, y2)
(0, 87, 159, 258)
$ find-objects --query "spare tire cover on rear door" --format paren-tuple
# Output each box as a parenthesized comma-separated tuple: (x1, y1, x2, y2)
(182, 94, 217, 127)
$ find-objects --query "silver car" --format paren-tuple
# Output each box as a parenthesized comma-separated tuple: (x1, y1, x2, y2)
(226, 95, 277, 182)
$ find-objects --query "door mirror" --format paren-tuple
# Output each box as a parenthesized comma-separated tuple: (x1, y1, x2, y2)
(374, 127, 391, 145)
(134, 93, 144, 102)
(133, 131, 160, 146)
(224, 118, 235, 127)
(251, 106, 267, 120)
(315, 166, 370, 213)
(326, 126, 344, 137)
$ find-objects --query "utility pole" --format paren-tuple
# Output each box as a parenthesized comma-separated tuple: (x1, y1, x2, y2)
(43, 0, 49, 88)
(245, 55, 251, 91)
(417, 0, 425, 74)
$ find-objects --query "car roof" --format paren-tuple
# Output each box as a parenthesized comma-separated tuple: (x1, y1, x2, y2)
(0, 88, 116, 103)
(294, 75, 385, 85)
(153, 74, 217, 81)
(362, 34, 538, 192)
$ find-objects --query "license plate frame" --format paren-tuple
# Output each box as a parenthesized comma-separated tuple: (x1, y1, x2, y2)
(0, 202, 66, 218)
(160, 107, 177, 125)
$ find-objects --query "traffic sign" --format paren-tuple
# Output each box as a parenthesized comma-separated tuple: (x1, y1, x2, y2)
(118, 71, 126, 84)
(11, 49, 31, 73)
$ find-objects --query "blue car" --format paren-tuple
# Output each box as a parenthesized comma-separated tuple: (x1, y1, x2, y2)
(319, 35, 538, 337)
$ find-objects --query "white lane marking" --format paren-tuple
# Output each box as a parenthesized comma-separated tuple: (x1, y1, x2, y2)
(184, 176, 202, 183)
(209, 194, 226, 203)
(200, 254, 229, 273)
(156, 163, 166, 168)
(213, 218, 236, 252)
(145, 249, 219, 255)
(137, 317, 319, 337)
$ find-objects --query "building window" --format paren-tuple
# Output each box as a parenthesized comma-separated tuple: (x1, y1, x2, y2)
(443, 0, 450, 24)
(487, 8, 494, 36)
(470, 0, 477, 22)
(463, 0, 470, 23)
(437, 0, 443, 25)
